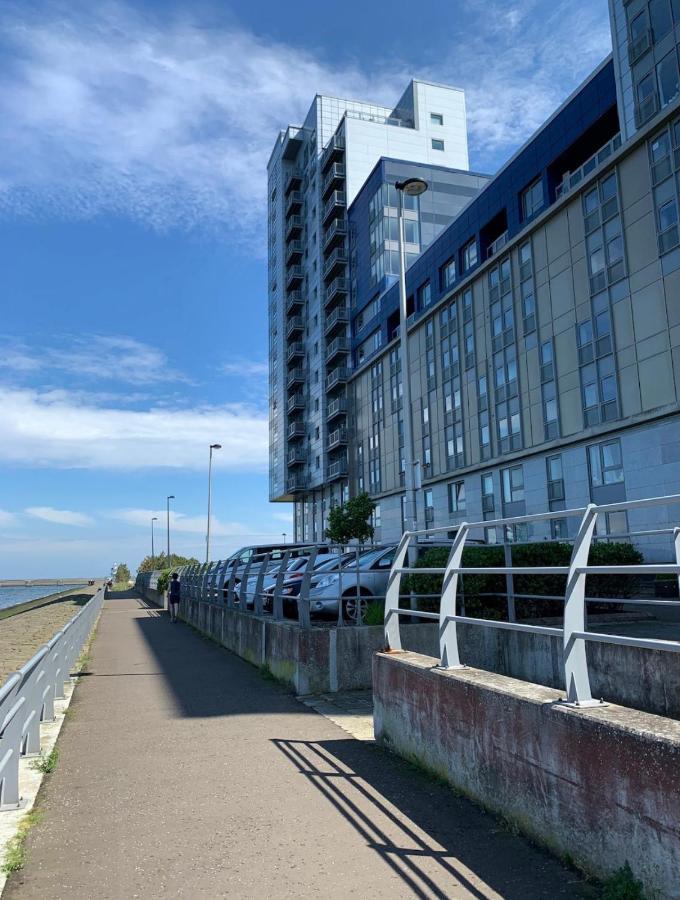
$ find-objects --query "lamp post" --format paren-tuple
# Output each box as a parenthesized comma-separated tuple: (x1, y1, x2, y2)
(166, 495, 175, 563)
(282, 532, 287, 545)
(395, 177, 428, 534)
(206, 444, 222, 563)
(151, 516, 158, 560)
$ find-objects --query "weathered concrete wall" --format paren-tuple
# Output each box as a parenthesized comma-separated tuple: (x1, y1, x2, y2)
(373, 651, 680, 898)
(136, 585, 166, 609)
(179, 599, 436, 694)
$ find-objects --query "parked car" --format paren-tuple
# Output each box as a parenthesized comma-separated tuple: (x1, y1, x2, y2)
(237, 549, 336, 607)
(302, 546, 397, 622)
(221, 543, 323, 600)
(261, 552, 357, 613)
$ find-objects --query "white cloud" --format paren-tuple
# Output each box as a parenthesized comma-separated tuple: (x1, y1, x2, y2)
(272, 511, 294, 525)
(220, 360, 269, 378)
(0, 1, 613, 237)
(25, 506, 93, 527)
(0, 385, 268, 471)
(0, 335, 186, 386)
(0, 3, 401, 238)
(0, 509, 16, 525)
(112, 508, 252, 537)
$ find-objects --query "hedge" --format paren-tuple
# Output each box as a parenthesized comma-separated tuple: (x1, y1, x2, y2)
(402, 541, 644, 620)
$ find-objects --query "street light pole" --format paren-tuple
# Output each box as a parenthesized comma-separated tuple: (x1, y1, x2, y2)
(206, 444, 222, 563)
(151, 516, 158, 560)
(395, 178, 429, 534)
(166, 495, 175, 563)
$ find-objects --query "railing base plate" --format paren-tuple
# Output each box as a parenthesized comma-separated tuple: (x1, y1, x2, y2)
(0, 798, 27, 812)
(558, 699, 607, 709)
(436, 664, 466, 671)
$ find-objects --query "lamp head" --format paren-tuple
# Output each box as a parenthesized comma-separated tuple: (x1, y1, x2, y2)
(211, 443, 222, 450)
(395, 177, 429, 197)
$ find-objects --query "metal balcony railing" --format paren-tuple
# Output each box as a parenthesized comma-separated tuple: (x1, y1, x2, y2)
(322, 191, 346, 225)
(286, 366, 305, 387)
(321, 135, 345, 174)
(284, 170, 302, 196)
(324, 306, 349, 337)
(286, 341, 304, 362)
(325, 367, 350, 391)
(555, 134, 622, 199)
(322, 163, 345, 199)
(323, 217, 347, 252)
(285, 215, 304, 240)
(323, 248, 348, 281)
(285, 190, 304, 218)
(327, 458, 348, 480)
(327, 427, 348, 449)
(384, 494, 680, 710)
(288, 421, 305, 440)
(285, 291, 304, 315)
(286, 316, 305, 338)
(285, 265, 304, 289)
(326, 335, 350, 363)
(325, 276, 349, 307)
(287, 393, 305, 413)
(326, 396, 347, 421)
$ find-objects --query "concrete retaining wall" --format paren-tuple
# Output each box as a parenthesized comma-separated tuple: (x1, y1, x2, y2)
(136, 584, 166, 609)
(373, 651, 680, 897)
(179, 599, 436, 694)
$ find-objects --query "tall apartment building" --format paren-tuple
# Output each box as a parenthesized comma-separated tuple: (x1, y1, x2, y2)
(268, 81, 485, 537)
(272, 1, 680, 553)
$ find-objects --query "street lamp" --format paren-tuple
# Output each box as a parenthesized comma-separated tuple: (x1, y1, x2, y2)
(166, 495, 175, 563)
(282, 532, 287, 545)
(206, 444, 222, 563)
(151, 516, 158, 560)
(395, 178, 428, 534)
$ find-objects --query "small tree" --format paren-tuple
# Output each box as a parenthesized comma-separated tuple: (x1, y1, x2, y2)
(115, 563, 131, 584)
(137, 553, 199, 573)
(325, 493, 376, 544)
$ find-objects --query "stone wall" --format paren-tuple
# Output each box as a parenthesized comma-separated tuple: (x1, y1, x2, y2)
(373, 650, 680, 897)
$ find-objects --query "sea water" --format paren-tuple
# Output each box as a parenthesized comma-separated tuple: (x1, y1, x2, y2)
(0, 584, 85, 612)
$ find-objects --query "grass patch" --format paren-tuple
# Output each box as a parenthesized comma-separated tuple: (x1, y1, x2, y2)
(110, 582, 132, 592)
(1, 810, 43, 875)
(30, 747, 59, 775)
(602, 863, 645, 899)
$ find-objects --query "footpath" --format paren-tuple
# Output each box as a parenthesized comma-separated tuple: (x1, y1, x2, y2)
(3, 594, 593, 899)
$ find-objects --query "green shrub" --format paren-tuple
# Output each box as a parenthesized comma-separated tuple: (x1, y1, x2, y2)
(402, 540, 644, 621)
(602, 862, 645, 899)
(362, 600, 384, 626)
(156, 571, 170, 594)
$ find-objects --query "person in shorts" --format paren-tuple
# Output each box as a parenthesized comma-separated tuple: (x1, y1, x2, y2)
(168, 572, 181, 622)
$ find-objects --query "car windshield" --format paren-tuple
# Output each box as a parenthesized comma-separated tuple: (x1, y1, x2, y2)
(313, 553, 354, 572)
(286, 557, 309, 572)
(342, 548, 392, 570)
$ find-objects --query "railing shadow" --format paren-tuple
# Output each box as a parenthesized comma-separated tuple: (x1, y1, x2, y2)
(272, 737, 583, 900)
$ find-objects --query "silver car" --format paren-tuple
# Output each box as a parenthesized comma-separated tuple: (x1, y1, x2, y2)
(238, 550, 336, 607)
(307, 546, 397, 621)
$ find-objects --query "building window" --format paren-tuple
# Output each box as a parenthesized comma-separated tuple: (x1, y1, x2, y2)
(657, 51, 680, 107)
(430, 113, 444, 126)
(432, 138, 445, 151)
(462, 239, 478, 271)
(418, 281, 432, 308)
(521, 178, 544, 221)
(502, 466, 524, 504)
(424, 489, 434, 523)
(649, 0, 673, 42)
(551, 519, 568, 540)
(588, 439, 624, 487)
(481, 473, 495, 516)
(448, 481, 466, 514)
(372, 503, 381, 529)
(440, 257, 456, 290)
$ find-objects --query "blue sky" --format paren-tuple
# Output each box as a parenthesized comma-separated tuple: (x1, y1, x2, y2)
(0, 0, 612, 577)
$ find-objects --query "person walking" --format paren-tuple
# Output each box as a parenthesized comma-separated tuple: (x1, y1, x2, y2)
(168, 572, 181, 623)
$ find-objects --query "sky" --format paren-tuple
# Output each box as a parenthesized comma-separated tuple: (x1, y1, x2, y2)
(0, 0, 613, 577)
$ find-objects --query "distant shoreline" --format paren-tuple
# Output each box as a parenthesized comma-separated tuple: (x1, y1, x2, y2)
(0, 583, 100, 620)
(0, 578, 96, 587)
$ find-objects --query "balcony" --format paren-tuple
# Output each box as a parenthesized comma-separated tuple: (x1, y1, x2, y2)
(286, 315, 305, 339)
(286, 341, 304, 363)
(285, 215, 304, 241)
(287, 366, 305, 388)
(323, 248, 348, 281)
(321, 134, 345, 173)
(284, 170, 302, 196)
(323, 218, 347, 253)
(285, 265, 304, 290)
(327, 457, 348, 481)
(326, 335, 349, 365)
(326, 396, 347, 423)
(486, 231, 509, 260)
(322, 163, 345, 199)
(555, 134, 623, 199)
(324, 305, 349, 337)
(285, 240, 304, 266)
(287, 392, 305, 414)
(287, 473, 308, 494)
(285, 291, 304, 315)
(285, 190, 303, 219)
(288, 422, 305, 441)
(322, 191, 346, 226)
(287, 447, 307, 466)
(324, 276, 349, 308)
(325, 366, 350, 392)
(327, 427, 348, 450)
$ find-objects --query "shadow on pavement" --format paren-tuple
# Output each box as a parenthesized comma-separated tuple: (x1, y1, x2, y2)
(132, 611, 297, 719)
(273, 737, 590, 900)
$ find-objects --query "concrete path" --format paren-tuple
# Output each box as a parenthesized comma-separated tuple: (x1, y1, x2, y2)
(4, 595, 593, 900)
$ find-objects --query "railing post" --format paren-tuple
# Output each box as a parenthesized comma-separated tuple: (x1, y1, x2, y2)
(226, 562, 239, 609)
(384, 532, 411, 651)
(209, 561, 221, 602)
(439, 524, 469, 668)
(504, 541, 516, 622)
(563, 503, 601, 706)
(273, 551, 291, 621)
(239, 556, 255, 609)
(297, 547, 317, 629)
(674, 528, 680, 597)
(252, 553, 271, 617)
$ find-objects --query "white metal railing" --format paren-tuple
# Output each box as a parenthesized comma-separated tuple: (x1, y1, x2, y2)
(555, 133, 622, 199)
(0, 586, 105, 810)
(384, 495, 680, 708)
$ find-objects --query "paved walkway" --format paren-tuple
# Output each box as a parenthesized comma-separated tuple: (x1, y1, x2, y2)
(4, 595, 593, 900)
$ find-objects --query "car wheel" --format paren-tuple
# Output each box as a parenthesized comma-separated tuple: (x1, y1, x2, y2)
(342, 589, 372, 625)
